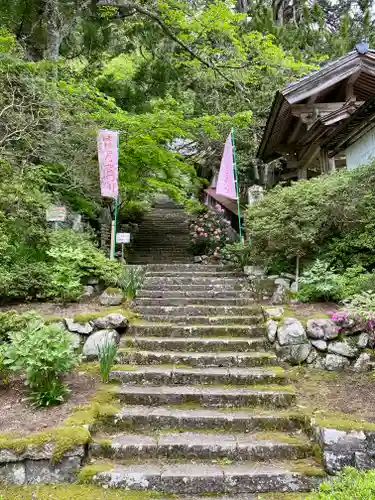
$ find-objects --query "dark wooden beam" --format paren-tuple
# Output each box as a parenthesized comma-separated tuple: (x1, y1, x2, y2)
(345, 69, 361, 100)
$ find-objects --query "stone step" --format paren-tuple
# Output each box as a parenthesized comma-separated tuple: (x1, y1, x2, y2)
(135, 305, 259, 317)
(101, 405, 307, 433)
(110, 366, 286, 386)
(127, 324, 265, 338)
(139, 315, 262, 325)
(90, 431, 311, 461)
(145, 264, 222, 271)
(146, 271, 243, 277)
(115, 385, 295, 408)
(144, 277, 248, 286)
(138, 290, 255, 299)
(121, 336, 265, 352)
(135, 297, 255, 306)
(117, 350, 275, 368)
(86, 459, 323, 494)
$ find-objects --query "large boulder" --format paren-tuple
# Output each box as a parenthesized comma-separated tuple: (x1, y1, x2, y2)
(311, 339, 328, 351)
(276, 342, 311, 365)
(266, 320, 278, 343)
(328, 340, 358, 358)
(82, 329, 120, 359)
(277, 318, 308, 346)
(263, 307, 284, 320)
(271, 285, 286, 305)
(99, 288, 123, 306)
(92, 313, 128, 331)
(325, 354, 350, 371)
(65, 319, 93, 336)
(357, 333, 369, 349)
(306, 319, 338, 340)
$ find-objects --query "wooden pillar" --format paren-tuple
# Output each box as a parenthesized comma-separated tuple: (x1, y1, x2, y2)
(298, 165, 307, 180)
(320, 149, 330, 174)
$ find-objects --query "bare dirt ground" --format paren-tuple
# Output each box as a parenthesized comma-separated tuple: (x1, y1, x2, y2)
(0, 371, 98, 434)
(0, 299, 108, 319)
(290, 367, 375, 423)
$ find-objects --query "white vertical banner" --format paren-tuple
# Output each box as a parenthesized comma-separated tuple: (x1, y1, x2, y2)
(98, 129, 119, 199)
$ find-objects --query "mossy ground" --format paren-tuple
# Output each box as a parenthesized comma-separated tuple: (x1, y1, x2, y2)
(0, 485, 172, 499)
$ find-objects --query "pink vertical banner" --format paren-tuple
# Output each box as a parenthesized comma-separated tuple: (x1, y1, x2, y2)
(216, 133, 237, 200)
(98, 129, 119, 199)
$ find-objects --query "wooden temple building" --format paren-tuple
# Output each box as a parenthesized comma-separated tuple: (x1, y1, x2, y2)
(257, 44, 375, 183)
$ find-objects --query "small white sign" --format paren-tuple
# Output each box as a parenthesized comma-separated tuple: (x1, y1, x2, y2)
(46, 205, 67, 222)
(116, 232, 131, 244)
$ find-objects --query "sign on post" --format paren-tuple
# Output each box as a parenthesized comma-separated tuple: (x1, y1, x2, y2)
(46, 206, 67, 222)
(116, 233, 131, 244)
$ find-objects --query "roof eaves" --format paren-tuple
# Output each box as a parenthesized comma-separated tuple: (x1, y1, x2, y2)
(256, 91, 285, 161)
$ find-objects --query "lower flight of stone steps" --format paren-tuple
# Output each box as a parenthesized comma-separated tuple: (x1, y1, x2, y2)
(135, 305, 260, 317)
(110, 366, 287, 386)
(114, 385, 295, 409)
(138, 289, 255, 299)
(99, 405, 308, 434)
(121, 336, 266, 352)
(127, 324, 265, 338)
(135, 297, 255, 306)
(83, 459, 324, 494)
(117, 350, 276, 368)
(90, 431, 312, 461)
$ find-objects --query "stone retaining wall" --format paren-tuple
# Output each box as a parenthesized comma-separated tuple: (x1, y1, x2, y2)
(264, 307, 373, 371)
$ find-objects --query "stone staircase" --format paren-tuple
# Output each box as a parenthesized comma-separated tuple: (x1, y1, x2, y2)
(128, 198, 192, 264)
(87, 264, 324, 496)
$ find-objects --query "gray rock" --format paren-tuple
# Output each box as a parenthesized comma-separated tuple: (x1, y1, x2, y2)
(276, 342, 311, 365)
(93, 313, 128, 331)
(324, 353, 350, 371)
(306, 348, 318, 364)
(65, 318, 93, 335)
(194, 256, 202, 263)
(281, 272, 295, 280)
(357, 333, 369, 349)
(355, 452, 375, 470)
(323, 450, 354, 474)
(70, 333, 82, 349)
(25, 457, 81, 484)
(318, 427, 366, 450)
(0, 444, 85, 463)
(83, 329, 120, 359)
(277, 318, 308, 346)
(99, 288, 123, 306)
(271, 285, 287, 305)
(87, 277, 99, 285)
(290, 282, 298, 293)
(328, 340, 358, 358)
(274, 278, 291, 289)
(266, 320, 278, 343)
(311, 355, 326, 369)
(82, 285, 95, 298)
(311, 339, 328, 351)
(0, 462, 26, 484)
(353, 353, 372, 372)
(263, 307, 284, 319)
(306, 319, 338, 340)
(243, 266, 265, 277)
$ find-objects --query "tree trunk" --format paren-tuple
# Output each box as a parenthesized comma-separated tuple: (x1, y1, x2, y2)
(44, 0, 61, 61)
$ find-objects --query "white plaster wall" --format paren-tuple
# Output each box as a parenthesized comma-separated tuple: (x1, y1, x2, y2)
(345, 125, 375, 170)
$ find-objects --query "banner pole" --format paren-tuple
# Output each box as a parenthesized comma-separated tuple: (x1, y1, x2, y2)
(231, 128, 242, 243)
(110, 131, 120, 260)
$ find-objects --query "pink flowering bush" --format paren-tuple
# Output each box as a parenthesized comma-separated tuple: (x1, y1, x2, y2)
(189, 208, 236, 256)
(328, 309, 375, 336)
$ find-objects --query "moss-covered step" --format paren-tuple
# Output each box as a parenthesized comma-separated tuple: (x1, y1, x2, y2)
(116, 350, 277, 368)
(143, 276, 249, 287)
(139, 315, 262, 325)
(100, 405, 308, 434)
(110, 366, 287, 387)
(145, 271, 243, 278)
(127, 324, 265, 339)
(114, 384, 296, 409)
(145, 264, 221, 271)
(135, 298, 255, 306)
(139, 289, 255, 299)
(90, 431, 312, 461)
(82, 458, 324, 494)
(121, 336, 265, 353)
(135, 306, 260, 318)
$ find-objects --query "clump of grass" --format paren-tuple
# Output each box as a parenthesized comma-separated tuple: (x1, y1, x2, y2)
(97, 337, 117, 383)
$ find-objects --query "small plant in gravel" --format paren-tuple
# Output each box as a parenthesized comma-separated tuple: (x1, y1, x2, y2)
(117, 265, 146, 300)
(97, 336, 117, 383)
(4, 321, 79, 407)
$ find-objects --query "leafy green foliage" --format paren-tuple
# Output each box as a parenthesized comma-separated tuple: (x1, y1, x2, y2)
(245, 162, 375, 274)
(0, 310, 42, 342)
(298, 260, 342, 303)
(117, 266, 146, 301)
(4, 321, 78, 407)
(97, 338, 117, 384)
(307, 467, 375, 499)
(221, 242, 253, 270)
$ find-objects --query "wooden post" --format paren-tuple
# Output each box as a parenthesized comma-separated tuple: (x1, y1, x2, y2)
(298, 165, 307, 180)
